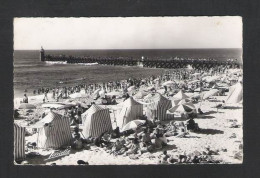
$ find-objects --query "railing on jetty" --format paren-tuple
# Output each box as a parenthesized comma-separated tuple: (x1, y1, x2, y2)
(40, 49, 241, 69)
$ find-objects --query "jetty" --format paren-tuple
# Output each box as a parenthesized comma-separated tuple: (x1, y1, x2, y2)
(40, 48, 241, 69)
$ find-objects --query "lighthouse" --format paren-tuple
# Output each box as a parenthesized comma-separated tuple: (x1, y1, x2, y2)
(40, 46, 45, 62)
(137, 56, 144, 67)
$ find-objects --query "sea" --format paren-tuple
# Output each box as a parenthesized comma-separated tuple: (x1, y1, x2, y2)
(14, 49, 242, 98)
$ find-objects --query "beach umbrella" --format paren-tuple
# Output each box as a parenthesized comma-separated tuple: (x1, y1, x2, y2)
(162, 81, 175, 86)
(191, 93, 201, 99)
(69, 92, 87, 99)
(205, 76, 221, 83)
(26, 109, 34, 113)
(106, 91, 121, 96)
(134, 90, 148, 99)
(71, 101, 89, 108)
(57, 103, 76, 110)
(211, 84, 220, 89)
(80, 89, 86, 94)
(192, 73, 201, 76)
(146, 86, 156, 91)
(157, 89, 165, 95)
(121, 120, 146, 132)
(202, 89, 219, 100)
(167, 103, 195, 114)
(42, 103, 65, 109)
(18, 103, 36, 110)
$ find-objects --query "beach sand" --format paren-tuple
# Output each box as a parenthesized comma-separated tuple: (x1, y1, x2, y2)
(17, 93, 243, 165)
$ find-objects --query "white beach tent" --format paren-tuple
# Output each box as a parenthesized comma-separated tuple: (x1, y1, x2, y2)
(226, 82, 243, 104)
(32, 111, 72, 149)
(172, 90, 189, 100)
(144, 93, 173, 121)
(14, 123, 26, 161)
(82, 104, 112, 138)
(117, 97, 143, 129)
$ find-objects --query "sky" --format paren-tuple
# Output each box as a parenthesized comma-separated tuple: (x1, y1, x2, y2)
(14, 17, 242, 50)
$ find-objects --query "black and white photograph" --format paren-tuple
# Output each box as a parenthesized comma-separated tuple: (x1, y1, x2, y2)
(13, 17, 243, 165)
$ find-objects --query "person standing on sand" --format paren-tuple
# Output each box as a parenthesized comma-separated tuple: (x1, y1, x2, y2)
(52, 89, 55, 99)
(43, 91, 48, 102)
(23, 94, 28, 103)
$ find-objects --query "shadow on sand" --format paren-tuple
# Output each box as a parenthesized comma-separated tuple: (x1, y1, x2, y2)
(195, 128, 224, 135)
(151, 144, 177, 153)
(208, 99, 223, 102)
(223, 106, 242, 110)
(185, 135, 201, 138)
(203, 111, 224, 115)
(196, 115, 215, 119)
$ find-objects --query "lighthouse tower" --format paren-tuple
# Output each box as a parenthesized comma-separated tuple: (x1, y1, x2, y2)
(40, 46, 45, 62)
(137, 56, 144, 67)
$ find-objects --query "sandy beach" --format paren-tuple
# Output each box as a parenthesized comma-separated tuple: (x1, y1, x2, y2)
(14, 84, 243, 165)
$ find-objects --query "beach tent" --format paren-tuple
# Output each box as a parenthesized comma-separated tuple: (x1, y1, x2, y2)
(14, 123, 26, 161)
(33, 111, 72, 149)
(117, 97, 143, 129)
(82, 104, 112, 138)
(167, 102, 196, 115)
(226, 82, 243, 104)
(172, 90, 189, 100)
(144, 93, 173, 121)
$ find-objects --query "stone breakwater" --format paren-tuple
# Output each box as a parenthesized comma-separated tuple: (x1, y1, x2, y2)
(40, 50, 241, 69)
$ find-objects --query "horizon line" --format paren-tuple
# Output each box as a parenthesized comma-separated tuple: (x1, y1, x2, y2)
(14, 47, 242, 51)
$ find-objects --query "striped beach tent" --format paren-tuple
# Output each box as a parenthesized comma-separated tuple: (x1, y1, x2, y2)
(14, 123, 26, 161)
(82, 104, 112, 138)
(117, 97, 143, 129)
(144, 93, 173, 121)
(33, 111, 72, 149)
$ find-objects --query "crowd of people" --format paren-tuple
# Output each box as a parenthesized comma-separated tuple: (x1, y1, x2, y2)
(16, 63, 243, 165)
(68, 112, 205, 164)
(21, 64, 239, 104)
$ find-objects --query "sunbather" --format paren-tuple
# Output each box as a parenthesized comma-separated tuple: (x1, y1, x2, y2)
(159, 150, 170, 164)
(125, 138, 139, 155)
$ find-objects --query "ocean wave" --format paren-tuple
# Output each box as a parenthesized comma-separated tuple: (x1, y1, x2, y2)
(45, 61, 68, 65)
(45, 61, 99, 66)
(74, 62, 99, 66)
